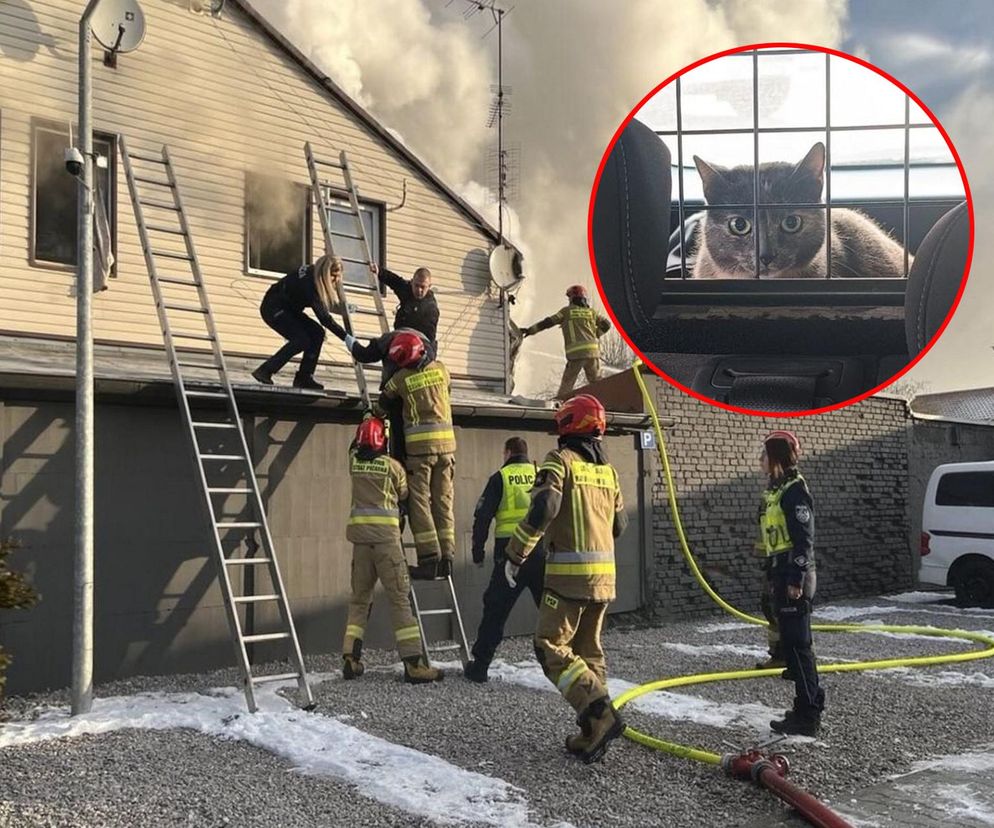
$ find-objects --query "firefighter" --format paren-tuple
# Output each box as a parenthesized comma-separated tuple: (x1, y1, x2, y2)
(464, 437, 546, 683)
(505, 394, 629, 763)
(369, 263, 440, 344)
(757, 430, 825, 736)
(520, 285, 612, 400)
(342, 417, 442, 684)
(376, 332, 457, 580)
(252, 255, 347, 390)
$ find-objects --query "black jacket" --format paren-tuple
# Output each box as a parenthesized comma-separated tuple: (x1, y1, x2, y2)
(268, 265, 345, 338)
(472, 454, 544, 564)
(764, 469, 815, 587)
(379, 268, 440, 342)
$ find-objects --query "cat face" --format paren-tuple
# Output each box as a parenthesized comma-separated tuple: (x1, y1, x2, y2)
(694, 142, 827, 278)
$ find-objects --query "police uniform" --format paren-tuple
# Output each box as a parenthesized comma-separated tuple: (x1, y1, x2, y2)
(468, 454, 546, 671)
(506, 437, 628, 757)
(758, 468, 824, 723)
(379, 359, 457, 566)
(342, 449, 423, 663)
(524, 303, 612, 399)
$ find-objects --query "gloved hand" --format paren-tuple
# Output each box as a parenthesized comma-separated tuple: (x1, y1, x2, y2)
(472, 548, 486, 567)
(347, 303, 359, 314)
(344, 334, 356, 354)
(504, 560, 519, 588)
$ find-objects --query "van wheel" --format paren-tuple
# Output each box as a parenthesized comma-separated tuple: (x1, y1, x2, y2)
(952, 559, 994, 609)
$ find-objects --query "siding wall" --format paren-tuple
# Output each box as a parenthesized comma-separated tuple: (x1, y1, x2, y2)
(0, 0, 505, 387)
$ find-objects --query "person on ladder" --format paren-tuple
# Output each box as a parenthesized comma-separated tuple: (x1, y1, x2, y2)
(464, 437, 546, 683)
(756, 430, 825, 736)
(370, 263, 439, 345)
(375, 332, 457, 580)
(252, 255, 347, 390)
(519, 285, 612, 400)
(505, 394, 629, 763)
(342, 417, 443, 685)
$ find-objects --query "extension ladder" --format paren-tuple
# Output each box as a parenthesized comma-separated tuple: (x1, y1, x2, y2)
(304, 142, 391, 408)
(120, 137, 313, 713)
(408, 560, 471, 669)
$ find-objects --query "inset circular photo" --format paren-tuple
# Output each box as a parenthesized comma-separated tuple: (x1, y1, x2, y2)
(589, 43, 972, 415)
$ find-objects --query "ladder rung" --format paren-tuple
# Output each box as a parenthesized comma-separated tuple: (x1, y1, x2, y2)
(242, 632, 290, 643)
(216, 521, 262, 529)
(314, 158, 345, 170)
(139, 199, 180, 211)
(135, 176, 174, 188)
(430, 644, 463, 652)
(146, 224, 185, 235)
(185, 390, 227, 399)
(163, 302, 207, 313)
(191, 421, 236, 429)
(177, 361, 221, 370)
(152, 250, 193, 261)
(225, 557, 271, 565)
(173, 333, 215, 341)
(209, 487, 252, 494)
(199, 454, 245, 461)
(331, 230, 364, 241)
(250, 672, 301, 684)
(417, 609, 454, 616)
(158, 276, 201, 287)
(340, 255, 370, 266)
(129, 152, 166, 164)
(342, 283, 377, 293)
(233, 594, 280, 604)
(326, 204, 359, 217)
(352, 308, 383, 317)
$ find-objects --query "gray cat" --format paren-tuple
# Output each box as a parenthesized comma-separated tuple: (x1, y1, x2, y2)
(691, 142, 909, 279)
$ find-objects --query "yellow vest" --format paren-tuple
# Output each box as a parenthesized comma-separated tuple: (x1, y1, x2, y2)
(495, 462, 536, 538)
(758, 475, 805, 556)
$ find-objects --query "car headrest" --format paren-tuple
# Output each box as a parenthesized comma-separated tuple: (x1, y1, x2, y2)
(591, 119, 671, 332)
(905, 201, 969, 356)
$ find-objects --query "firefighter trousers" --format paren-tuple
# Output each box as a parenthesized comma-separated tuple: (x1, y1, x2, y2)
(557, 358, 601, 399)
(534, 591, 609, 715)
(406, 452, 456, 564)
(343, 539, 423, 660)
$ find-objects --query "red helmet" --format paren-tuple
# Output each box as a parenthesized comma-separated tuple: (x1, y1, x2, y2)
(764, 430, 800, 454)
(555, 394, 606, 436)
(356, 417, 387, 452)
(388, 332, 426, 368)
(566, 284, 588, 300)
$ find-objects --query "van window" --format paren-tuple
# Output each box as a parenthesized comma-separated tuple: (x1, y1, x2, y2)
(936, 472, 994, 508)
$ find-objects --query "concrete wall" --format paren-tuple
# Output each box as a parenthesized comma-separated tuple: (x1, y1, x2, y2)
(0, 394, 646, 694)
(647, 380, 914, 618)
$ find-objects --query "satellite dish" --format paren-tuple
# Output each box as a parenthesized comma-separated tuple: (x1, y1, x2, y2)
(90, 0, 146, 54)
(489, 244, 524, 290)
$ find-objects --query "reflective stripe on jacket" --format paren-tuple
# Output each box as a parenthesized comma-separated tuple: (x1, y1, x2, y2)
(382, 360, 456, 456)
(347, 452, 408, 544)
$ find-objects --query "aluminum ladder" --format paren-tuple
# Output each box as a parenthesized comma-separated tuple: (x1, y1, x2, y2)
(120, 137, 313, 713)
(304, 142, 391, 408)
(408, 564, 471, 669)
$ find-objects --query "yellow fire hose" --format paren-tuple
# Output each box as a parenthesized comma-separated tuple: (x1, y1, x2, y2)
(616, 363, 994, 767)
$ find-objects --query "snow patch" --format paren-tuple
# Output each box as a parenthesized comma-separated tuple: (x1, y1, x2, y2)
(872, 669, 994, 689)
(884, 591, 953, 604)
(909, 747, 994, 776)
(657, 642, 769, 660)
(698, 621, 753, 633)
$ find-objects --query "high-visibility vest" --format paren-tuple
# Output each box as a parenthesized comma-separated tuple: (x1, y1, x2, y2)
(495, 462, 536, 538)
(561, 307, 601, 360)
(758, 475, 806, 556)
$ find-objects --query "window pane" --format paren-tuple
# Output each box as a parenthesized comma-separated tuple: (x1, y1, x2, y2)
(246, 174, 307, 274)
(322, 190, 381, 285)
(936, 472, 994, 508)
(34, 127, 112, 266)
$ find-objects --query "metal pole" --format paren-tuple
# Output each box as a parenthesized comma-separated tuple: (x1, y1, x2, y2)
(72, 0, 102, 717)
(496, 7, 504, 245)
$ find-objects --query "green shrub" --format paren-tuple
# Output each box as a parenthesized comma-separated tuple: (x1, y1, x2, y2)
(0, 538, 40, 700)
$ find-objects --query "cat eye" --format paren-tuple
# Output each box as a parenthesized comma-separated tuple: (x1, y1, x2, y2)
(727, 216, 752, 236)
(781, 215, 803, 233)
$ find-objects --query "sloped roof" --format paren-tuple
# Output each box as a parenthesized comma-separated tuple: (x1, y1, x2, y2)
(910, 387, 994, 425)
(233, 0, 517, 255)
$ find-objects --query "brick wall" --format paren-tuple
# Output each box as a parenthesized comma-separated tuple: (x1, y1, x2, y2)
(645, 379, 913, 618)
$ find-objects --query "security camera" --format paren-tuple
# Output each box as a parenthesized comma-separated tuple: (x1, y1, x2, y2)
(64, 146, 85, 178)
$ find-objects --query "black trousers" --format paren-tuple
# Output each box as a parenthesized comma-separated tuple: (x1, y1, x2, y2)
(259, 289, 324, 378)
(471, 548, 545, 666)
(773, 579, 825, 719)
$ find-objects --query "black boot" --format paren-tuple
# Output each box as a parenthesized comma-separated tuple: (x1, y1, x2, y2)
(463, 660, 489, 683)
(343, 640, 365, 679)
(770, 709, 821, 737)
(409, 558, 442, 580)
(252, 366, 274, 385)
(293, 372, 324, 390)
(580, 698, 626, 764)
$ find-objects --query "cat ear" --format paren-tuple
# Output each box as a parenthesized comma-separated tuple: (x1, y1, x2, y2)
(791, 142, 826, 188)
(694, 156, 726, 199)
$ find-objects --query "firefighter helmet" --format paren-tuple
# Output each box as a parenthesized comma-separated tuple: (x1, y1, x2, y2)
(356, 417, 387, 452)
(555, 394, 606, 436)
(764, 430, 800, 454)
(566, 284, 588, 300)
(388, 331, 426, 368)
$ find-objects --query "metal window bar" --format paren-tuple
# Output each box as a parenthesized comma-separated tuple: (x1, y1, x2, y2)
(825, 52, 832, 280)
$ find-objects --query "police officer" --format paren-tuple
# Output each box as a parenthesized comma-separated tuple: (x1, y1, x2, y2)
(520, 285, 612, 399)
(464, 438, 546, 683)
(506, 394, 629, 763)
(370, 263, 440, 344)
(342, 417, 442, 684)
(757, 430, 825, 736)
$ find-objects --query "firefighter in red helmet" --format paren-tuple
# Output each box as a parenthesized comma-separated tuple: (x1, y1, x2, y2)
(520, 285, 612, 399)
(342, 417, 442, 684)
(505, 394, 629, 762)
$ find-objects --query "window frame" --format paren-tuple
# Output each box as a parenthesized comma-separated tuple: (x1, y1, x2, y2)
(319, 186, 387, 284)
(243, 172, 313, 279)
(29, 117, 118, 275)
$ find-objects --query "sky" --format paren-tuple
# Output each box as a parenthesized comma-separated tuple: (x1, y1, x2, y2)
(252, 0, 992, 396)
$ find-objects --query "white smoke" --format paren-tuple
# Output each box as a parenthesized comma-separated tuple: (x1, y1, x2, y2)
(253, 0, 849, 393)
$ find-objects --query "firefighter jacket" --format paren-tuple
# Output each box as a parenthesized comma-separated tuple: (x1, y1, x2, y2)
(525, 301, 611, 361)
(471, 454, 543, 563)
(378, 359, 456, 456)
(757, 469, 814, 588)
(346, 448, 408, 544)
(506, 438, 627, 602)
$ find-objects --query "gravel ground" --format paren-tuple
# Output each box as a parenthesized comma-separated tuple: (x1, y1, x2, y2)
(3, 591, 994, 828)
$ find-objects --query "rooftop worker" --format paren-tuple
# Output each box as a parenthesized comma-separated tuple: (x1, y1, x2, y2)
(520, 285, 612, 400)
(252, 254, 347, 391)
(464, 437, 546, 684)
(370, 262, 439, 344)
(505, 394, 629, 764)
(756, 430, 825, 736)
(375, 332, 457, 581)
(342, 417, 442, 685)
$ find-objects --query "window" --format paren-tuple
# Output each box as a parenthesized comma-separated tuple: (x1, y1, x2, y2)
(936, 473, 994, 508)
(32, 121, 115, 269)
(321, 187, 383, 285)
(245, 173, 311, 275)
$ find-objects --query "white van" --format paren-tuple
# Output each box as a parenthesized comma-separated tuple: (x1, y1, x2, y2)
(919, 460, 994, 607)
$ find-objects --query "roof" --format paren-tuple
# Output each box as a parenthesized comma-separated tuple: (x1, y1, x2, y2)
(910, 387, 994, 426)
(233, 0, 518, 256)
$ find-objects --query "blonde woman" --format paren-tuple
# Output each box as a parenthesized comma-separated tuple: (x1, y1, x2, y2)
(252, 255, 347, 390)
